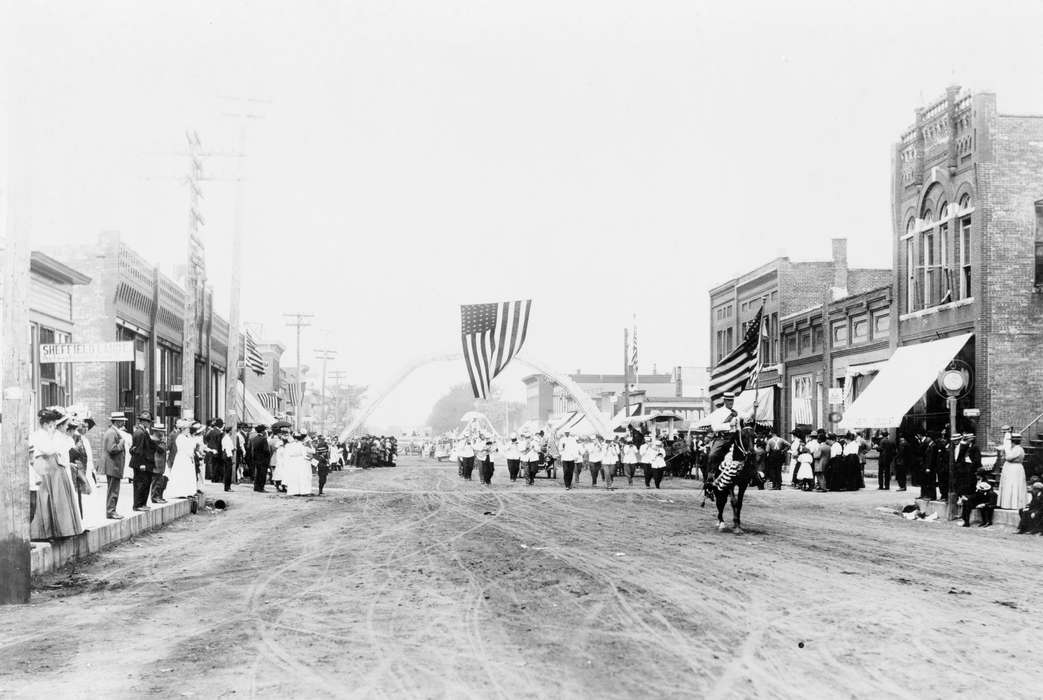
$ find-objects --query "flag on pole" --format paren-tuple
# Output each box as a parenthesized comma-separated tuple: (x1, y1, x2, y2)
(708, 306, 763, 404)
(257, 392, 280, 412)
(244, 330, 266, 375)
(461, 299, 532, 400)
(287, 382, 306, 406)
(631, 315, 638, 376)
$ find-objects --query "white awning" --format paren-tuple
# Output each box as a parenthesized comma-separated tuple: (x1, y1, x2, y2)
(792, 398, 814, 426)
(838, 333, 972, 429)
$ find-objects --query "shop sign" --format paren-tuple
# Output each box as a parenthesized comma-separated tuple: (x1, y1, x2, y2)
(962, 408, 981, 417)
(827, 387, 844, 405)
(39, 341, 135, 363)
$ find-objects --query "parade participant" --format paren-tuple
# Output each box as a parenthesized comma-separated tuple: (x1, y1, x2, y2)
(504, 435, 521, 482)
(559, 430, 580, 490)
(101, 412, 128, 520)
(600, 436, 619, 489)
(129, 411, 157, 512)
(787, 430, 803, 488)
(876, 431, 896, 490)
(458, 437, 476, 481)
(282, 432, 313, 496)
(150, 425, 168, 504)
(522, 433, 541, 485)
(705, 392, 739, 478)
(586, 435, 604, 487)
(1017, 478, 1043, 534)
(166, 420, 198, 499)
(544, 430, 560, 478)
(621, 436, 639, 486)
(826, 433, 843, 491)
(917, 431, 937, 500)
(765, 430, 789, 490)
(29, 407, 85, 540)
(997, 432, 1028, 511)
(249, 425, 272, 492)
(960, 468, 997, 527)
(639, 438, 656, 489)
(648, 439, 667, 489)
(477, 440, 496, 485)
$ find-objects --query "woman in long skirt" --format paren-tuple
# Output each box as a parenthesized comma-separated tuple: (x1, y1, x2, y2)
(165, 420, 199, 499)
(282, 432, 313, 496)
(29, 407, 85, 540)
(997, 433, 1029, 510)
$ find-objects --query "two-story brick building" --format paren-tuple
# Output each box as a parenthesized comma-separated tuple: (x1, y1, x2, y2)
(709, 238, 891, 431)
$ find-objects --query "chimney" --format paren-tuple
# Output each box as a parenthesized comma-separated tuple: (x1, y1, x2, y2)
(831, 237, 848, 300)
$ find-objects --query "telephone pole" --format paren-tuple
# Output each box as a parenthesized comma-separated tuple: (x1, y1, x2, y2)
(221, 96, 268, 433)
(181, 131, 205, 422)
(1, 32, 33, 603)
(283, 313, 314, 430)
(328, 370, 350, 430)
(314, 348, 338, 435)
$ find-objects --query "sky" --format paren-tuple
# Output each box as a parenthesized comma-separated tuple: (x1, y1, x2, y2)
(4, 0, 1043, 430)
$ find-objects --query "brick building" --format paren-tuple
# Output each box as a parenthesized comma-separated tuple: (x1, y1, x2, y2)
(780, 285, 893, 431)
(50, 232, 232, 433)
(872, 86, 1043, 445)
(708, 238, 891, 430)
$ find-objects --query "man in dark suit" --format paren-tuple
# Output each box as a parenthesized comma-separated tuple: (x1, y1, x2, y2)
(101, 412, 128, 519)
(918, 431, 937, 500)
(876, 431, 896, 490)
(249, 425, 272, 492)
(205, 419, 224, 483)
(129, 411, 157, 511)
(150, 425, 168, 504)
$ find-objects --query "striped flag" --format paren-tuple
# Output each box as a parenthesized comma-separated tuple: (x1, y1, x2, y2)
(461, 299, 532, 400)
(243, 331, 266, 375)
(257, 392, 279, 412)
(708, 306, 763, 404)
(287, 382, 306, 406)
(631, 315, 638, 375)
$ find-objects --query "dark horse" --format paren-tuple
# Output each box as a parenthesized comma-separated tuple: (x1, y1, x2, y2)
(704, 425, 760, 533)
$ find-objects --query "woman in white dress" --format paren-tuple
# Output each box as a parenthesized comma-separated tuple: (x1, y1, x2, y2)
(165, 420, 198, 499)
(997, 433, 1029, 510)
(282, 432, 313, 496)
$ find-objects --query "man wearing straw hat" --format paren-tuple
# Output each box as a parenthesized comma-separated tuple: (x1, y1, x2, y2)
(101, 411, 128, 520)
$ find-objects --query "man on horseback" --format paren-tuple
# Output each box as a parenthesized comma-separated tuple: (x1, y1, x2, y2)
(705, 391, 739, 489)
(702, 392, 759, 533)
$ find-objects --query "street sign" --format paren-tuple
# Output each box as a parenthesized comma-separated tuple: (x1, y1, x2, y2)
(39, 341, 134, 363)
(962, 408, 980, 417)
(828, 387, 844, 405)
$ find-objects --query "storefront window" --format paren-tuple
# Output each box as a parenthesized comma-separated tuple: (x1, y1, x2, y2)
(36, 325, 73, 407)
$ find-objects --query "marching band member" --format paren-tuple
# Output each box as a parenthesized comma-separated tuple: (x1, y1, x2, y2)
(639, 439, 656, 489)
(504, 435, 522, 482)
(586, 435, 604, 487)
(621, 437, 639, 486)
(601, 436, 619, 489)
(523, 434, 541, 485)
(457, 437, 476, 481)
(648, 439, 668, 489)
(559, 430, 580, 490)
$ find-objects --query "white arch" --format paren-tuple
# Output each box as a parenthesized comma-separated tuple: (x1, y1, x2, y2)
(338, 351, 612, 441)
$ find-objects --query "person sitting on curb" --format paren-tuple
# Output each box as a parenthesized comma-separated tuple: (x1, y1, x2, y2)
(960, 468, 997, 528)
(1017, 477, 1043, 535)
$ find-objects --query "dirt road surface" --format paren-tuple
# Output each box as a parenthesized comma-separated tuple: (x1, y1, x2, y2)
(1, 457, 1038, 699)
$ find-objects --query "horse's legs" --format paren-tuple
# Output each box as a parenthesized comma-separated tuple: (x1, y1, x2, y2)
(732, 480, 750, 533)
(715, 487, 730, 529)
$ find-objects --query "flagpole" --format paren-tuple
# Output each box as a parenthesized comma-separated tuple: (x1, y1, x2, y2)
(750, 306, 765, 426)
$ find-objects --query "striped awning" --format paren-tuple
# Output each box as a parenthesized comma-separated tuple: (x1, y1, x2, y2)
(792, 398, 814, 426)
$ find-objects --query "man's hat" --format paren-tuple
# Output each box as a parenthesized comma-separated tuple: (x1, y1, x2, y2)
(1011, 432, 1023, 442)
(153, 425, 167, 432)
(963, 432, 976, 440)
(1001, 424, 1012, 431)
(138, 410, 153, 421)
(175, 418, 191, 429)
(110, 411, 127, 421)
(722, 391, 736, 400)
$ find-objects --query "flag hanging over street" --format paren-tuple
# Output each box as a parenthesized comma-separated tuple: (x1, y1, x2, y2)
(461, 299, 532, 399)
(257, 392, 279, 412)
(708, 306, 763, 403)
(287, 382, 306, 406)
(244, 330, 266, 375)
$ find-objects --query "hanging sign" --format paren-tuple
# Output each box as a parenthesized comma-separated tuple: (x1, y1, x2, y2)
(828, 387, 844, 405)
(39, 341, 135, 363)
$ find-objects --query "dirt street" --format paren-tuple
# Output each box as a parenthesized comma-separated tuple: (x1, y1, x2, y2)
(1, 457, 1039, 699)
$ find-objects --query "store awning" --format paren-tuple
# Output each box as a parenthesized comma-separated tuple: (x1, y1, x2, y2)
(838, 333, 972, 429)
(792, 398, 814, 426)
(239, 381, 277, 426)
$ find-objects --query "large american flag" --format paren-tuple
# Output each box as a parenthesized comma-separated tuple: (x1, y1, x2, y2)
(244, 330, 266, 375)
(461, 300, 532, 399)
(708, 306, 763, 404)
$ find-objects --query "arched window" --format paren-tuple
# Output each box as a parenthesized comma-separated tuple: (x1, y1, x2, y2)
(956, 195, 972, 298)
(906, 218, 917, 312)
(959, 193, 972, 211)
(939, 201, 949, 220)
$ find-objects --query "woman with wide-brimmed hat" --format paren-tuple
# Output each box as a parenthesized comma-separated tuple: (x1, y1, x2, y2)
(29, 407, 85, 540)
(165, 419, 198, 499)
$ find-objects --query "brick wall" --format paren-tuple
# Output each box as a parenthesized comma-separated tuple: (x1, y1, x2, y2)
(981, 114, 1043, 442)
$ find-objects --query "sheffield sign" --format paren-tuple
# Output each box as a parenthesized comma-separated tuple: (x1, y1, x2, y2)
(39, 341, 135, 363)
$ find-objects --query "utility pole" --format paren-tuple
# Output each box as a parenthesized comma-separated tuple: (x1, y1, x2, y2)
(328, 370, 350, 430)
(221, 97, 268, 435)
(283, 313, 314, 430)
(1, 33, 33, 603)
(314, 347, 338, 435)
(181, 131, 205, 422)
